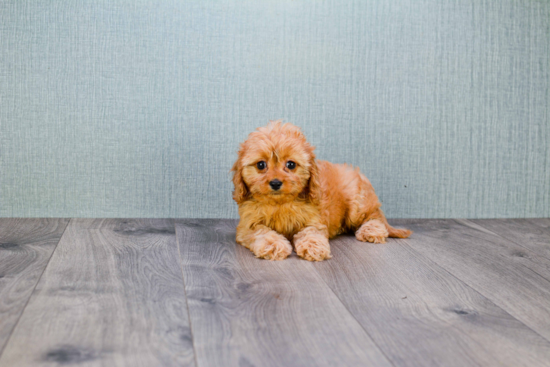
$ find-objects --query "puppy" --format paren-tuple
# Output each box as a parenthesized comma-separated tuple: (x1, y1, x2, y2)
(231, 121, 411, 261)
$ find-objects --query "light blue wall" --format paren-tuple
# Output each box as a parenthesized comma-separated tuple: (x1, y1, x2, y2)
(1, 0, 549, 218)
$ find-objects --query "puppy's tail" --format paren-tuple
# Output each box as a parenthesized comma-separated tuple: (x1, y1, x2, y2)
(375, 210, 413, 238)
(387, 225, 412, 238)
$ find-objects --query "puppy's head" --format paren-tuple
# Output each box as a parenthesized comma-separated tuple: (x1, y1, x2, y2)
(231, 120, 320, 205)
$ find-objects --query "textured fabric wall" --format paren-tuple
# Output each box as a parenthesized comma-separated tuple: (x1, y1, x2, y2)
(1, 0, 549, 218)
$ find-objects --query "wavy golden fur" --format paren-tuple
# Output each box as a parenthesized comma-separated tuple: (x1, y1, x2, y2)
(231, 121, 412, 261)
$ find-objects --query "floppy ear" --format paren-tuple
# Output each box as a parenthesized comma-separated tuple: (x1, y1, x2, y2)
(231, 153, 248, 204)
(307, 156, 321, 205)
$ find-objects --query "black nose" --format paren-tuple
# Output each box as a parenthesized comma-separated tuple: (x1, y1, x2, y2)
(269, 179, 282, 190)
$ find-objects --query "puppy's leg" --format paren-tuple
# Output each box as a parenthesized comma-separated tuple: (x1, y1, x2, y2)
(355, 209, 412, 243)
(294, 226, 331, 261)
(355, 218, 389, 243)
(236, 225, 292, 261)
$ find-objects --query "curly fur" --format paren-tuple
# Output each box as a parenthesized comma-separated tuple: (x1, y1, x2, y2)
(231, 120, 412, 261)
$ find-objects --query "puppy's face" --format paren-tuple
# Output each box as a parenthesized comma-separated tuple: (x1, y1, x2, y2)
(241, 142, 310, 200)
(232, 121, 320, 204)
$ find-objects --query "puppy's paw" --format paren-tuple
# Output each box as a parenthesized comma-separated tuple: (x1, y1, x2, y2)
(294, 230, 331, 261)
(251, 231, 292, 261)
(356, 219, 388, 243)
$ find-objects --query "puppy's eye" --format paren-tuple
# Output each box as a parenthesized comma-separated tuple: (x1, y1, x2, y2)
(286, 161, 296, 169)
(256, 161, 266, 170)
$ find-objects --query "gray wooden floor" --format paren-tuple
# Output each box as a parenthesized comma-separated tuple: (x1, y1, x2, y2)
(1, 219, 550, 367)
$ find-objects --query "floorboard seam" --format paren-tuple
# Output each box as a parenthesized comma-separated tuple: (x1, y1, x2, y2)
(399, 235, 550, 345)
(174, 220, 200, 367)
(310, 262, 397, 367)
(521, 265, 550, 284)
(465, 219, 550, 262)
(0, 218, 71, 360)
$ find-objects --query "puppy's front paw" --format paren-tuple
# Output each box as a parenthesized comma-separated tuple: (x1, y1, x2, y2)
(356, 219, 388, 243)
(251, 231, 292, 261)
(294, 231, 331, 261)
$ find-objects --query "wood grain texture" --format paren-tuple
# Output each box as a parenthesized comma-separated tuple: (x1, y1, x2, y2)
(176, 219, 392, 367)
(0, 218, 69, 354)
(391, 218, 550, 342)
(471, 218, 550, 261)
(315, 234, 550, 367)
(0, 219, 195, 367)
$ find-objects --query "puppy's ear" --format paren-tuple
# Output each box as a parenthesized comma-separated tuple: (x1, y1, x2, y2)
(307, 156, 322, 206)
(231, 149, 248, 204)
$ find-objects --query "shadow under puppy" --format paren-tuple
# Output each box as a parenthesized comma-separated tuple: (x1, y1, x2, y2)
(231, 121, 412, 261)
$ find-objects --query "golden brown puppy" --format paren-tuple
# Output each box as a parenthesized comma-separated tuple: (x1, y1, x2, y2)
(231, 120, 411, 261)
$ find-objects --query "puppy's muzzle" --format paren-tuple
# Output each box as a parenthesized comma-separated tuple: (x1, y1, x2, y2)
(269, 179, 283, 191)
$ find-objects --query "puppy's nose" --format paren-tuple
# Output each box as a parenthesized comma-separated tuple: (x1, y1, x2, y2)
(269, 179, 283, 191)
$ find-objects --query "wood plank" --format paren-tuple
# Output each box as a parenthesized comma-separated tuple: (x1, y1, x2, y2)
(0, 219, 195, 367)
(176, 219, 392, 367)
(471, 218, 550, 261)
(528, 218, 550, 230)
(0, 218, 69, 355)
(390, 218, 550, 342)
(315, 234, 550, 367)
